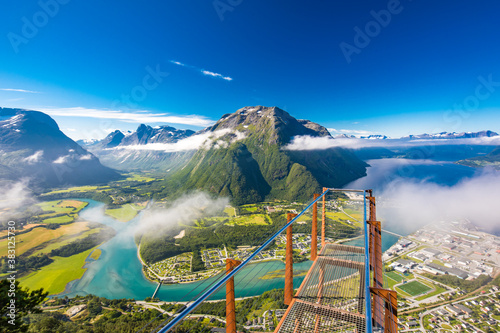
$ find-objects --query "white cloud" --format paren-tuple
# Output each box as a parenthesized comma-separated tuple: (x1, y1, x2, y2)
(201, 70, 233, 81)
(171, 60, 233, 81)
(38, 107, 214, 127)
(79, 154, 93, 160)
(284, 135, 500, 150)
(0, 88, 40, 93)
(53, 155, 69, 164)
(171, 61, 186, 66)
(23, 150, 44, 164)
(114, 129, 245, 152)
(328, 128, 373, 136)
(134, 192, 229, 235)
(0, 181, 36, 211)
(378, 170, 500, 234)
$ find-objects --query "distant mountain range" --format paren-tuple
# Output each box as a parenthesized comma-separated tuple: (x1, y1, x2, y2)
(78, 125, 196, 172)
(79, 124, 195, 149)
(0, 108, 120, 188)
(335, 131, 498, 140)
(2, 105, 498, 203)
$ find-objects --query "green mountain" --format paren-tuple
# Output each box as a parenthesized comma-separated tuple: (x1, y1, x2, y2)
(458, 146, 500, 170)
(166, 106, 367, 204)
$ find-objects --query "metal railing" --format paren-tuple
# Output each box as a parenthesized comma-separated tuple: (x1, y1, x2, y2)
(157, 189, 333, 333)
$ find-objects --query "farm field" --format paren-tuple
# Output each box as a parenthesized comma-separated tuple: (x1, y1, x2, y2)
(36, 199, 88, 224)
(32, 226, 102, 256)
(19, 248, 96, 295)
(224, 206, 236, 217)
(105, 203, 146, 222)
(41, 186, 107, 195)
(119, 173, 157, 182)
(225, 214, 271, 226)
(0, 222, 93, 257)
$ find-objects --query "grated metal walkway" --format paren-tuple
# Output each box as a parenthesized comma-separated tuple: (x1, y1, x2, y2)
(275, 243, 367, 333)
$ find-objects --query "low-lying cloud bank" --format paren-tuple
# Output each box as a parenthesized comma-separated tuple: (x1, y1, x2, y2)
(135, 192, 229, 234)
(378, 169, 500, 234)
(0, 181, 37, 223)
(284, 135, 500, 150)
(112, 129, 245, 152)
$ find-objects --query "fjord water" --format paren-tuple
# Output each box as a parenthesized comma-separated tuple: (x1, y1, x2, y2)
(60, 199, 312, 301)
(61, 158, 476, 301)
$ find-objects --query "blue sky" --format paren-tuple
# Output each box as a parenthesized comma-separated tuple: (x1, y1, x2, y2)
(1, 0, 500, 140)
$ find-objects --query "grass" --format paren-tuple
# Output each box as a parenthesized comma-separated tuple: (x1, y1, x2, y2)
(240, 205, 258, 212)
(90, 249, 102, 260)
(325, 211, 361, 226)
(225, 214, 270, 226)
(37, 199, 88, 214)
(386, 271, 404, 282)
(105, 203, 145, 222)
(0, 222, 91, 257)
(35, 200, 88, 224)
(397, 280, 432, 296)
(19, 248, 95, 295)
(415, 285, 447, 301)
(224, 206, 236, 217)
(32, 227, 102, 256)
(41, 186, 106, 195)
(119, 173, 156, 182)
(42, 215, 75, 224)
(441, 323, 453, 330)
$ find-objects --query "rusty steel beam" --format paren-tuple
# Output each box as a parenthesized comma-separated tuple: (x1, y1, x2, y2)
(285, 213, 297, 306)
(370, 287, 398, 333)
(367, 191, 385, 330)
(322, 187, 327, 247)
(226, 258, 241, 333)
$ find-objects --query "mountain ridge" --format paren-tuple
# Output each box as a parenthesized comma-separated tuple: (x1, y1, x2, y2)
(162, 106, 368, 204)
(0, 108, 120, 187)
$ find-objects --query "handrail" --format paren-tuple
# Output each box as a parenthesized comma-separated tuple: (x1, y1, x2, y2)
(363, 191, 373, 333)
(157, 189, 330, 333)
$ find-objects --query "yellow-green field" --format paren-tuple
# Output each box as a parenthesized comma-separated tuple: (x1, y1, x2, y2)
(0, 223, 41, 238)
(37, 199, 88, 213)
(41, 185, 108, 195)
(225, 214, 271, 226)
(0, 222, 92, 257)
(19, 248, 95, 295)
(90, 248, 102, 260)
(42, 215, 75, 224)
(325, 211, 362, 226)
(35, 200, 88, 224)
(32, 227, 102, 256)
(105, 203, 146, 222)
(119, 173, 157, 182)
(224, 206, 236, 217)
